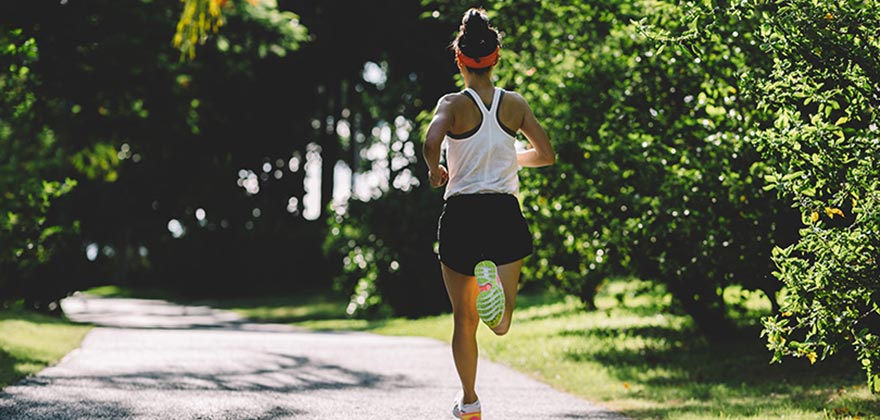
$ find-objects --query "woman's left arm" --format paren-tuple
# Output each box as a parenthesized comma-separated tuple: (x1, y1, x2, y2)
(516, 96, 555, 168)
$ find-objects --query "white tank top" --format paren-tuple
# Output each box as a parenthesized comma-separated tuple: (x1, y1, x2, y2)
(443, 87, 519, 200)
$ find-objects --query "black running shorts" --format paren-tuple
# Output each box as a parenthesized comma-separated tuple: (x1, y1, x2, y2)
(437, 193, 534, 276)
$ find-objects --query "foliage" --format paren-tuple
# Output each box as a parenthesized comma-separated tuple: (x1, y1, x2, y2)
(324, 185, 448, 318)
(4, 0, 457, 311)
(1, 0, 318, 304)
(635, 0, 880, 392)
(174, 0, 305, 60)
(295, 1, 457, 317)
(424, 0, 798, 332)
(0, 30, 78, 309)
(174, 0, 227, 60)
(730, 0, 880, 393)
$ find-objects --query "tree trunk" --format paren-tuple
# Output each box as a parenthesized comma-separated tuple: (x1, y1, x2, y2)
(319, 84, 340, 220)
(668, 276, 735, 339)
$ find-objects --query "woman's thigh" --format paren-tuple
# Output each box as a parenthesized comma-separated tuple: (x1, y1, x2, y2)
(441, 263, 479, 326)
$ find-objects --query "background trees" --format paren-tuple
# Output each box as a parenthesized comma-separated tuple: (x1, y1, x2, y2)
(0, 0, 456, 309)
(632, 0, 880, 394)
(731, 0, 880, 393)
(2, 0, 877, 390)
(0, 30, 78, 313)
(343, 0, 877, 388)
(414, 0, 800, 334)
(1, 0, 322, 306)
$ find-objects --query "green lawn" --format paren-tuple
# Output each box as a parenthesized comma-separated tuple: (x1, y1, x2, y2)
(0, 305, 92, 388)
(205, 280, 877, 420)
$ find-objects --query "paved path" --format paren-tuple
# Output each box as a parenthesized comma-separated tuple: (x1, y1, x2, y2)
(0, 295, 627, 419)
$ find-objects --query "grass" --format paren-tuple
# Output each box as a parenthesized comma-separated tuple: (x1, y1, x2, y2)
(0, 304, 92, 388)
(85, 284, 179, 300)
(195, 280, 878, 420)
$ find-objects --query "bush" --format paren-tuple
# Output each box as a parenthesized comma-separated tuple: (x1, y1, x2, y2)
(324, 185, 449, 318)
(730, 0, 880, 392)
(423, 0, 799, 333)
(641, 0, 880, 391)
(0, 30, 78, 310)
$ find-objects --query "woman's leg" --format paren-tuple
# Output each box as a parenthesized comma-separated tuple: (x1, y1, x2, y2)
(441, 262, 480, 405)
(490, 259, 524, 336)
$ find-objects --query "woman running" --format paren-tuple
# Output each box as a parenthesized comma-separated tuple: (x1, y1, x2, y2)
(422, 8, 555, 419)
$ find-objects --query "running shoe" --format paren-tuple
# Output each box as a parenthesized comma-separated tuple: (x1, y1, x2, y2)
(474, 260, 504, 329)
(452, 394, 482, 419)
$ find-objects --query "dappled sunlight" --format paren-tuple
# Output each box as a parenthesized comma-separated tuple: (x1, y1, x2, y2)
(85, 243, 98, 261)
(302, 142, 322, 221)
(4, 0, 878, 418)
(166, 219, 185, 239)
(0, 307, 92, 388)
(362, 61, 387, 89)
(460, 280, 877, 419)
(514, 295, 587, 323)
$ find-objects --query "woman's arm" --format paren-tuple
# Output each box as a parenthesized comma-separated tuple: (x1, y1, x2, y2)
(422, 95, 455, 187)
(516, 95, 555, 168)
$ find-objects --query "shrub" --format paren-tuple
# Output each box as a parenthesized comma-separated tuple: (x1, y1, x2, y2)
(0, 31, 78, 310)
(733, 0, 880, 392)
(424, 0, 799, 332)
(324, 185, 449, 318)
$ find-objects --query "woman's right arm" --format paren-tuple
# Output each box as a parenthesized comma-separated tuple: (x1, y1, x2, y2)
(422, 95, 455, 187)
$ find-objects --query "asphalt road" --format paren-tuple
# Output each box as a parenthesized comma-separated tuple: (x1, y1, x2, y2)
(0, 295, 628, 419)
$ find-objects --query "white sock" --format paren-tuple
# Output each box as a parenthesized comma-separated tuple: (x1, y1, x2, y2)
(460, 399, 481, 413)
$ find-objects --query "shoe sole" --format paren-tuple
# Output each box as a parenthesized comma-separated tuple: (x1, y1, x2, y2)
(453, 408, 482, 420)
(452, 395, 481, 420)
(475, 260, 504, 328)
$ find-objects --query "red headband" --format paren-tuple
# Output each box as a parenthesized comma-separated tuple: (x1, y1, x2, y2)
(456, 47, 500, 69)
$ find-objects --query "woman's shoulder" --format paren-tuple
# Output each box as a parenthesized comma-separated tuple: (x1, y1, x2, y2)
(436, 91, 474, 110)
(497, 89, 531, 120)
(498, 89, 527, 107)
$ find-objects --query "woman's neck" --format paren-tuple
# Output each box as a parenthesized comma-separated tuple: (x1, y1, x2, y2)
(463, 73, 493, 91)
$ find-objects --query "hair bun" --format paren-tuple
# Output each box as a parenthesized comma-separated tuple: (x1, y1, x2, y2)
(452, 7, 501, 63)
(462, 9, 490, 37)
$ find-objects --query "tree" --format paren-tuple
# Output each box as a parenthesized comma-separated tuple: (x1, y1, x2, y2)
(731, 0, 880, 392)
(635, 0, 879, 390)
(3, 0, 459, 309)
(300, 0, 459, 317)
(324, 186, 447, 317)
(0, 30, 77, 310)
(424, 0, 798, 333)
(1, 0, 321, 303)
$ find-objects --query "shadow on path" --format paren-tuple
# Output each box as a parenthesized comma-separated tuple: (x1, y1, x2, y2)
(15, 351, 414, 393)
(0, 295, 630, 420)
(0, 395, 135, 419)
(0, 295, 418, 420)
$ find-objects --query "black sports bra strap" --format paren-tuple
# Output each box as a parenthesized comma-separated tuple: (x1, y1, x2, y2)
(495, 90, 518, 137)
(461, 90, 482, 111)
(446, 90, 483, 139)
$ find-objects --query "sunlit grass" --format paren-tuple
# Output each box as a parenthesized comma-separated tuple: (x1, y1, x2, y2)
(199, 293, 353, 324)
(0, 305, 92, 388)
(85, 285, 178, 300)
(214, 280, 877, 420)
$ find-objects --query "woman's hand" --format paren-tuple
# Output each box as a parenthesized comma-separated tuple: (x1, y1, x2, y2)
(429, 165, 449, 188)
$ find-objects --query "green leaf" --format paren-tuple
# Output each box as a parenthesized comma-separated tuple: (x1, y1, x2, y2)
(781, 171, 804, 182)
